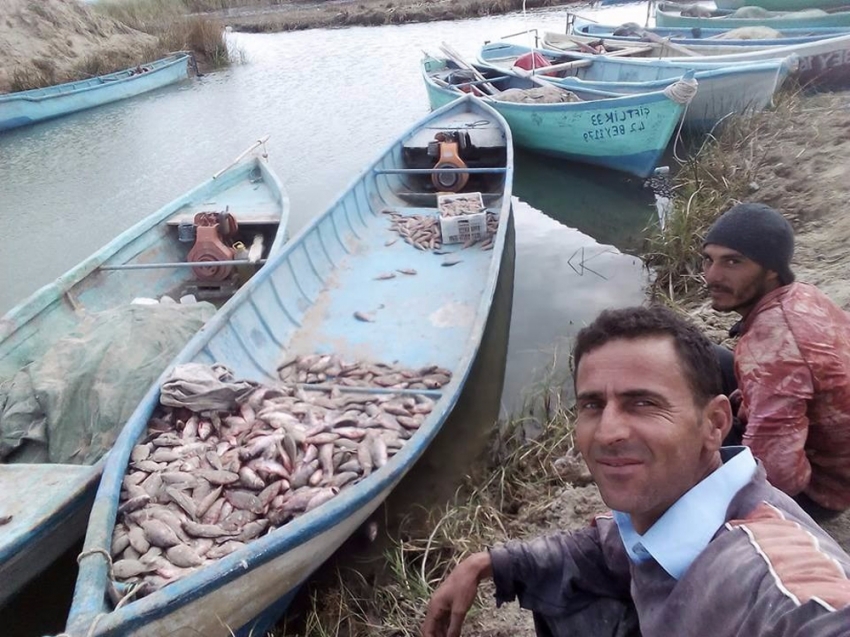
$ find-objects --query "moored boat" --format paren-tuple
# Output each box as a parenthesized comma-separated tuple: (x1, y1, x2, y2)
(423, 54, 693, 177)
(477, 41, 791, 133)
(63, 94, 515, 637)
(655, 5, 850, 29)
(542, 29, 850, 88)
(715, 0, 850, 11)
(0, 53, 191, 132)
(0, 144, 289, 609)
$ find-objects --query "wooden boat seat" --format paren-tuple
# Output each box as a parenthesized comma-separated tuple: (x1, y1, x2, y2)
(166, 212, 279, 226)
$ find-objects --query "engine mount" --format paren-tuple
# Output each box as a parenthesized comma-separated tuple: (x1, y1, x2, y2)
(187, 211, 238, 282)
(428, 131, 470, 193)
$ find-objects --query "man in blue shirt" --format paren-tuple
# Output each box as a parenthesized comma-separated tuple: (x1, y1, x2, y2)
(422, 306, 850, 637)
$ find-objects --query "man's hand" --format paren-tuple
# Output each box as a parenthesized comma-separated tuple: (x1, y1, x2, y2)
(421, 551, 493, 637)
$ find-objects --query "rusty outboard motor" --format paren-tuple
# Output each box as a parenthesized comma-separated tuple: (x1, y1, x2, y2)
(186, 211, 239, 282)
(428, 131, 471, 193)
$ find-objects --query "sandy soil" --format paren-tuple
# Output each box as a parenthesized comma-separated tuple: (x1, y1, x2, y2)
(0, 0, 155, 93)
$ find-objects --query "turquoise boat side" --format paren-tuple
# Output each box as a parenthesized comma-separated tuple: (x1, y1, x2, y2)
(569, 22, 850, 46)
(478, 42, 791, 133)
(422, 57, 685, 177)
(65, 94, 515, 637)
(0, 153, 288, 608)
(655, 8, 850, 29)
(0, 53, 191, 132)
(715, 0, 850, 10)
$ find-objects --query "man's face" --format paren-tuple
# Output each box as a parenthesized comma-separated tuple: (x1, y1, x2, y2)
(702, 244, 778, 315)
(575, 336, 728, 534)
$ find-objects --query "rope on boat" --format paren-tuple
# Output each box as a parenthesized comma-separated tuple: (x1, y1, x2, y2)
(55, 551, 141, 637)
(77, 547, 114, 580)
(664, 75, 699, 164)
(663, 75, 699, 105)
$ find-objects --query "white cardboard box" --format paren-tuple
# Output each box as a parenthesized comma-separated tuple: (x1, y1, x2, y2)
(437, 192, 487, 244)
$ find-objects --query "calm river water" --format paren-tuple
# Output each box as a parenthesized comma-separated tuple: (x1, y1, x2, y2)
(0, 4, 651, 412)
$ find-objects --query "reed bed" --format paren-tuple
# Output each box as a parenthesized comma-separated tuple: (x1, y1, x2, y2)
(94, 1, 238, 69)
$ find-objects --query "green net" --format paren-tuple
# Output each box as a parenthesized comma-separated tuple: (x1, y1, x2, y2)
(0, 301, 216, 465)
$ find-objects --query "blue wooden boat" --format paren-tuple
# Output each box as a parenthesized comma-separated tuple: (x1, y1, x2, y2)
(716, 0, 850, 9)
(0, 145, 289, 608)
(0, 53, 191, 132)
(63, 94, 514, 637)
(555, 24, 850, 88)
(655, 6, 850, 28)
(423, 55, 691, 177)
(476, 42, 791, 133)
(570, 19, 850, 42)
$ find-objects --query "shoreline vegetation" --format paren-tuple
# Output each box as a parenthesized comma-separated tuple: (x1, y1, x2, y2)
(4, 0, 578, 93)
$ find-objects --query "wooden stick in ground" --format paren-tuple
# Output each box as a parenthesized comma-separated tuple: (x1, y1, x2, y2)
(439, 42, 499, 95)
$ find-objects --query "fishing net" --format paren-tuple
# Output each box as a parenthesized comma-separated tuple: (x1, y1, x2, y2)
(0, 301, 215, 465)
(494, 85, 582, 104)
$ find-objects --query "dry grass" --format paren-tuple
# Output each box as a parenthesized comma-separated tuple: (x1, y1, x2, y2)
(273, 379, 578, 637)
(95, 1, 237, 69)
(642, 90, 803, 304)
(226, 0, 573, 33)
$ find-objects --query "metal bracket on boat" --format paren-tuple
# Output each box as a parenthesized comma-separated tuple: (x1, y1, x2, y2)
(64, 290, 83, 312)
(99, 259, 267, 271)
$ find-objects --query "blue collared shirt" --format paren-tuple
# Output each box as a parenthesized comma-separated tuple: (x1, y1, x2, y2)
(613, 446, 757, 580)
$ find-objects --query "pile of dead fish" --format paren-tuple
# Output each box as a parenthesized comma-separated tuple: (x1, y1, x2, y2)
(111, 356, 451, 598)
(383, 208, 498, 252)
(437, 194, 485, 217)
(384, 210, 443, 251)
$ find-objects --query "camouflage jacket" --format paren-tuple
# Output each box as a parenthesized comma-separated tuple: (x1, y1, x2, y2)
(736, 283, 850, 511)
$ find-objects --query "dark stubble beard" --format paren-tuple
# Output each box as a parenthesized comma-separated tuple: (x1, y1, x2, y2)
(719, 272, 775, 317)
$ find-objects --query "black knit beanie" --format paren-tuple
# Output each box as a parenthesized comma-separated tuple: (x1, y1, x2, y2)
(703, 203, 795, 285)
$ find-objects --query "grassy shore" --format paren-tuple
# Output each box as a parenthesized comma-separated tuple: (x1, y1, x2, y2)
(94, 1, 239, 68)
(220, 0, 578, 33)
(644, 92, 801, 305)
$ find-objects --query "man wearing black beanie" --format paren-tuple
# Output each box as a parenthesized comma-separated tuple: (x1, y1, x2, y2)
(702, 202, 850, 519)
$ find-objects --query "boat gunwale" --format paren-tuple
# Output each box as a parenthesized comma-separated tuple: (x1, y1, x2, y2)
(479, 37, 835, 69)
(0, 53, 191, 104)
(424, 54, 690, 108)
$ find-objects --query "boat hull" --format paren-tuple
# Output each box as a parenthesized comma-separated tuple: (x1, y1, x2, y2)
(0, 54, 190, 132)
(0, 155, 288, 607)
(477, 43, 790, 134)
(424, 59, 685, 177)
(655, 8, 850, 29)
(64, 95, 515, 637)
(715, 0, 850, 10)
(553, 64, 786, 133)
(560, 26, 850, 88)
